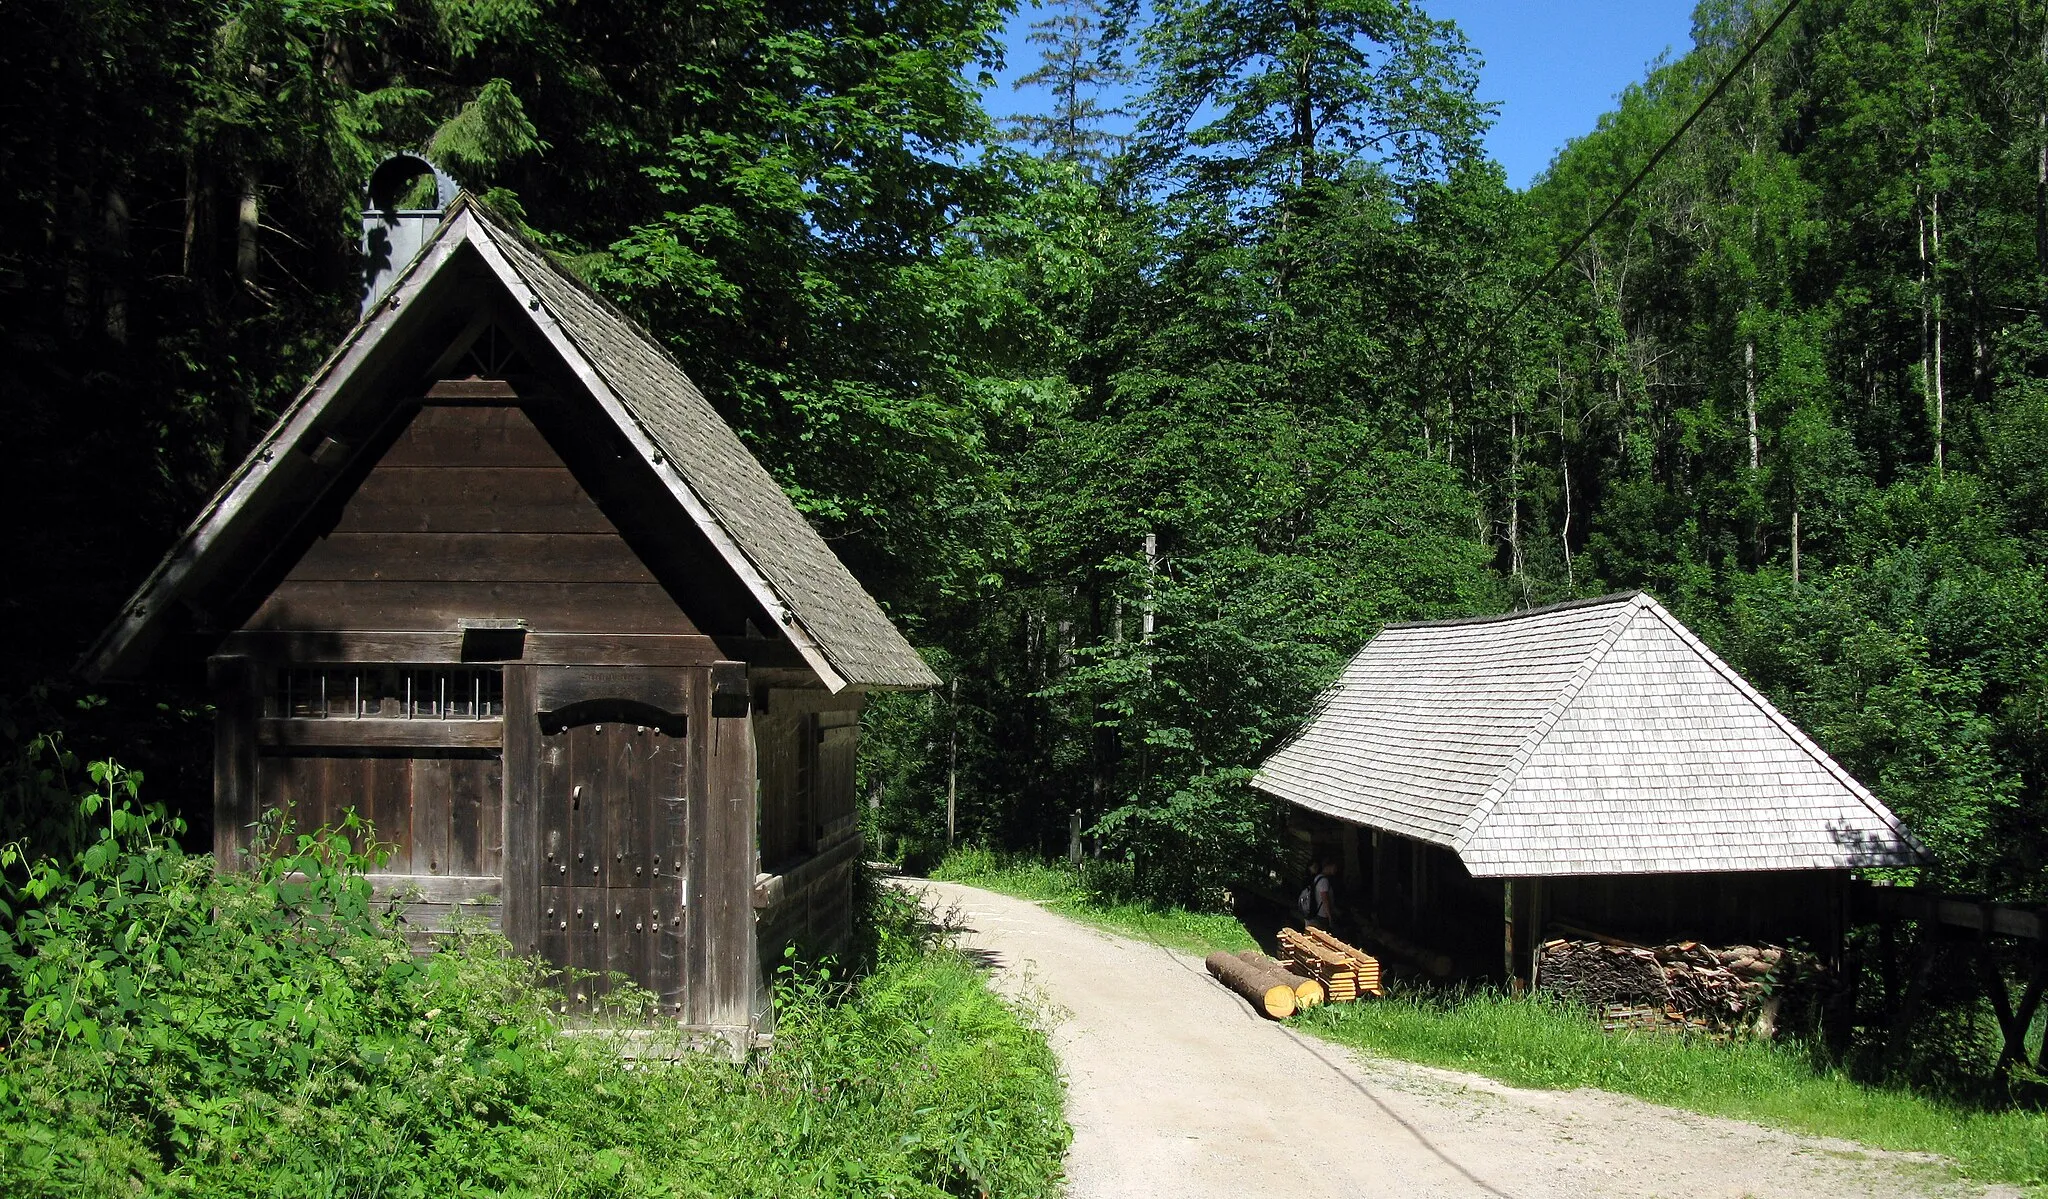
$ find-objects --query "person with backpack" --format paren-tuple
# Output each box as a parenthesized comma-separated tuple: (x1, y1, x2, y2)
(1297, 857, 1340, 930)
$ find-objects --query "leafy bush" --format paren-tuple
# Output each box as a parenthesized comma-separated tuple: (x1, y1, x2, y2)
(0, 759, 1068, 1198)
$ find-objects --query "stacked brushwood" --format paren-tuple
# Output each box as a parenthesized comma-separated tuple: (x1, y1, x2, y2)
(1538, 938, 1794, 1033)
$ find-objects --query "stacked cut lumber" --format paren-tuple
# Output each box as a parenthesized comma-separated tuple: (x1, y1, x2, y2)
(1539, 937, 1798, 1031)
(1277, 927, 1383, 1001)
(1205, 951, 1298, 1019)
(1237, 950, 1325, 1008)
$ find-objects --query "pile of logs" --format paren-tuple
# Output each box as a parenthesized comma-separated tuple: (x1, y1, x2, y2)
(1279, 927, 1384, 1000)
(1206, 930, 1387, 1019)
(1539, 937, 1793, 1032)
(1206, 951, 1315, 1019)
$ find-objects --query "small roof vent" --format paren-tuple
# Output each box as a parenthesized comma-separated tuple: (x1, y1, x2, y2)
(360, 153, 458, 317)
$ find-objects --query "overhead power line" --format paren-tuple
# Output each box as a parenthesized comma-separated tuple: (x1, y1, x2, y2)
(1494, 0, 1804, 333)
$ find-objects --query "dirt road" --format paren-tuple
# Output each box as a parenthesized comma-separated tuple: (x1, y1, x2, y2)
(905, 879, 2013, 1199)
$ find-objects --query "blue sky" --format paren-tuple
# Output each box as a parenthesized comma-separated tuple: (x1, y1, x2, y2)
(981, 1, 1699, 190)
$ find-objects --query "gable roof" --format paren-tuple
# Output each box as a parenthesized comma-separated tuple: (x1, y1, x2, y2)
(84, 196, 937, 692)
(1253, 592, 1926, 877)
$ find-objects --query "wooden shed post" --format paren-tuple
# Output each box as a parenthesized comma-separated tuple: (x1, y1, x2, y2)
(690, 662, 759, 1032)
(208, 655, 259, 868)
(500, 665, 539, 958)
(1502, 880, 1517, 989)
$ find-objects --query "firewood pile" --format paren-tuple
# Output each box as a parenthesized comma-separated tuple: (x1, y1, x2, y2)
(1539, 938, 1794, 1032)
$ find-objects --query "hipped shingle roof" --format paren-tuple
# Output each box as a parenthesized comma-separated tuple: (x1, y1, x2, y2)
(1253, 592, 1925, 877)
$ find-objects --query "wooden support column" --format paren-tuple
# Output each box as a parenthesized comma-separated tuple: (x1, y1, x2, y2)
(1503, 879, 1518, 990)
(500, 664, 539, 958)
(209, 656, 259, 868)
(1340, 826, 1361, 905)
(1371, 830, 1385, 921)
(688, 661, 759, 1031)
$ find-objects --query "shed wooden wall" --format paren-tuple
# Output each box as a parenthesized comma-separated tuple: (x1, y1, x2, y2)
(247, 404, 695, 636)
(754, 691, 864, 967)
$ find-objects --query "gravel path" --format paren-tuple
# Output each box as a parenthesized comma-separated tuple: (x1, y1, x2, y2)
(904, 879, 2016, 1199)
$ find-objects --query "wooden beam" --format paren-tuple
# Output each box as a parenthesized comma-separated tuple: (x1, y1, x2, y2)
(366, 873, 502, 904)
(1853, 882, 2045, 940)
(425, 378, 521, 400)
(220, 630, 803, 668)
(257, 717, 502, 750)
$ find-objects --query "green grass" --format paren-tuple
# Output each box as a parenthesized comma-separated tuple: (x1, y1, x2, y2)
(932, 847, 2048, 1191)
(1301, 990, 2048, 1191)
(929, 846, 1255, 956)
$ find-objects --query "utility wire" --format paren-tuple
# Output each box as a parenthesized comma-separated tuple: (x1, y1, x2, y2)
(1491, 0, 1804, 334)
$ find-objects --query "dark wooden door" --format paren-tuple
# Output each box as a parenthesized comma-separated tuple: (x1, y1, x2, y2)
(536, 719, 686, 1016)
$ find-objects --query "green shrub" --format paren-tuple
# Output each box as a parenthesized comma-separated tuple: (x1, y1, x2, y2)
(0, 759, 1068, 1198)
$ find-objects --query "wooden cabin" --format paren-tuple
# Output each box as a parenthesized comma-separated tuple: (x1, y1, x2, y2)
(1254, 592, 1926, 979)
(83, 171, 937, 1047)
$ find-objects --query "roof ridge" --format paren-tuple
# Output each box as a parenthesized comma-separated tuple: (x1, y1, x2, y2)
(1451, 593, 1646, 854)
(1631, 596, 1928, 862)
(462, 208, 852, 689)
(1383, 590, 1642, 631)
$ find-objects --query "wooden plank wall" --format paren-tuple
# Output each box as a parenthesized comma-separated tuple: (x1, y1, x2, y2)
(255, 753, 503, 876)
(755, 693, 865, 968)
(245, 405, 696, 636)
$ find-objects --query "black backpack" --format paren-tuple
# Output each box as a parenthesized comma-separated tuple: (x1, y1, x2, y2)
(1297, 872, 1327, 919)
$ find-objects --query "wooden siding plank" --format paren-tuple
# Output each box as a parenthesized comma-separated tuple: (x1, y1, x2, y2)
(288, 533, 660, 585)
(366, 873, 500, 904)
(333, 467, 611, 534)
(410, 757, 451, 875)
(376, 405, 561, 468)
(258, 718, 502, 749)
(246, 581, 698, 635)
(221, 630, 800, 668)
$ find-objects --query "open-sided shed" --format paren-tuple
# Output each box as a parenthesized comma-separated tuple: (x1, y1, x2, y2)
(1254, 592, 1924, 978)
(84, 177, 937, 1045)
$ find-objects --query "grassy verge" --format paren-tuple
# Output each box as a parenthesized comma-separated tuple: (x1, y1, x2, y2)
(929, 846, 1254, 956)
(932, 847, 2048, 1191)
(1, 779, 1069, 1198)
(1300, 990, 2048, 1190)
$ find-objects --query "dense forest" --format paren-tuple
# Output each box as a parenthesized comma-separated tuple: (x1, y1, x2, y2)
(5, 0, 2048, 1085)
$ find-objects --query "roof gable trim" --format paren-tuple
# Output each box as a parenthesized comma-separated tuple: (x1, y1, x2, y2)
(461, 216, 848, 692)
(81, 213, 474, 679)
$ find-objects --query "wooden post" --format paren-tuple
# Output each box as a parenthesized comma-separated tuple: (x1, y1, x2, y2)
(500, 665, 539, 958)
(1069, 810, 1083, 866)
(691, 662, 759, 1031)
(1340, 826, 1361, 908)
(1527, 879, 1544, 992)
(1503, 879, 1518, 990)
(208, 656, 259, 868)
(1371, 829, 1385, 921)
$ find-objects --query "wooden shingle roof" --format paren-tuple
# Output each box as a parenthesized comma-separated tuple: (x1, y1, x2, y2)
(84, 197, 937, 692)
(1253, 592, 1925, 876)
